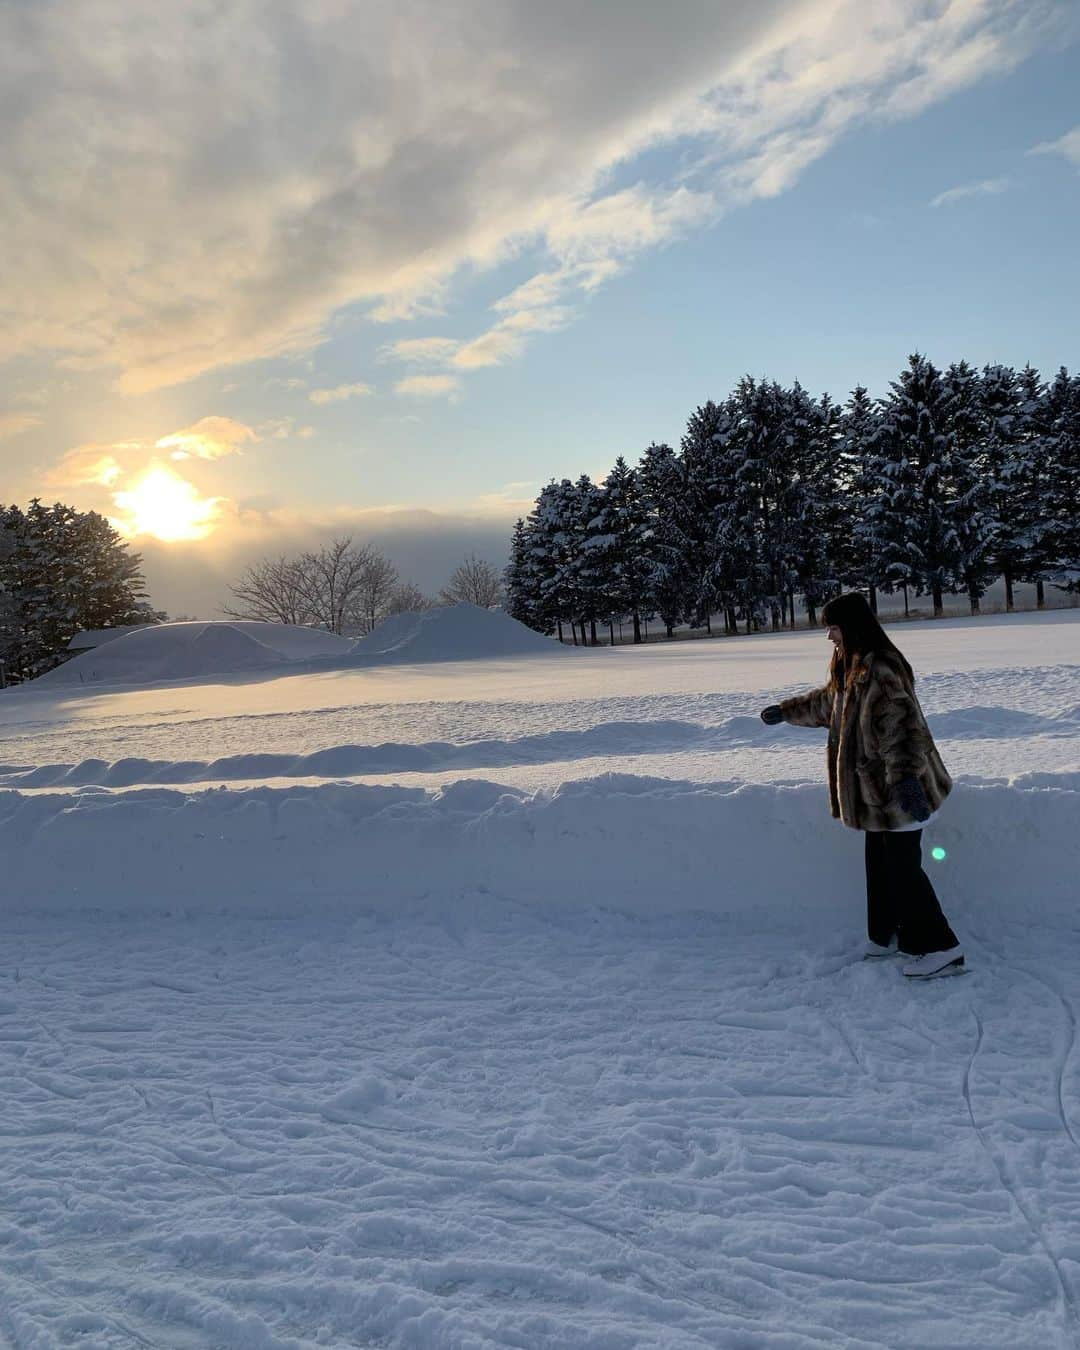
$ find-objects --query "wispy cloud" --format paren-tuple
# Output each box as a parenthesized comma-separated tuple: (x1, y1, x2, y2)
(157, 416, 258, 460)
(1029, 125, 1080, 169)
(930, 176, 1010, 207)
(0, 412, 42, 440)
(308, 382, 374, 405)
(394, 374, 461, 398)
(0, 0, 1069, 395)
(380, 337, 461, 365)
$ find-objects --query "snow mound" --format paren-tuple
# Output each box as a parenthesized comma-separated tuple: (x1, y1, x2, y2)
(347, 603, 561, 664)
(35, 621, 351, 689)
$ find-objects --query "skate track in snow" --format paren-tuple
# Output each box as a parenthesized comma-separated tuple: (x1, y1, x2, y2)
(1, 909, 1079, 1349)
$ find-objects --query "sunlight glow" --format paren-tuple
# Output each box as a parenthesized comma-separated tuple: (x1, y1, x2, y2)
(112, 466, 223, 542)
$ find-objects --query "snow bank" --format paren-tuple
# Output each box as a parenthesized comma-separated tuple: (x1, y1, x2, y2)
(5, 702, 1080, 790)
(1, 774, 1075, 931)
(35, 621, 352, 688)
(347, 603, 562, 664)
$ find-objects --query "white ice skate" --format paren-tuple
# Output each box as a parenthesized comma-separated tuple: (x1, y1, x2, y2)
(901, 946, 965, 979)
(862, 937, 901, 960)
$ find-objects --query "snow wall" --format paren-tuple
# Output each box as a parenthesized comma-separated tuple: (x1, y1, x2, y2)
(1, 776, 1076, 932)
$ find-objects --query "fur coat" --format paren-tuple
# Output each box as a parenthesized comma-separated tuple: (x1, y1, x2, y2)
(779, 649, 952, 832)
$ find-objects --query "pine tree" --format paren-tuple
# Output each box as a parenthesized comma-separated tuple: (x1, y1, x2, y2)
(504, 519, 543, 631)
(788, 384, 842, 627)
(525, 482, 576, 642)
(573, 473, 610, 645)
(637, 441, 689, 639)
(979, 364, 1025, 611)
(679, 400, 735, 631)
(1045, 368, 1080, 593)
(0, 499, 153, 682)
(594, 456, 653, 644)
(944, 360, 997, 615)
(725, 378, 798, 631)
(842, 386, 885, 612)
(1015, 365, 1055, 606)
(877, 355, 962, 617)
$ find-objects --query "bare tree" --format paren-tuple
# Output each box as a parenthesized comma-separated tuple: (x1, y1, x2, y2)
(297, 537, 377, 634)
(386, 581, 433, 616)
(440, 554, 504, 608)
(223, 555, 315, 626)
(349, 552, 399, 634)
(225, 538, 406, 635)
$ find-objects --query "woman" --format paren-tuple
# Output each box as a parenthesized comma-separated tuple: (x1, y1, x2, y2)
(760, 592, 963, 979)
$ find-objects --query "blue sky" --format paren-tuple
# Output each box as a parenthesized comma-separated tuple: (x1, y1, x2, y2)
(2, 1, 1078, 615)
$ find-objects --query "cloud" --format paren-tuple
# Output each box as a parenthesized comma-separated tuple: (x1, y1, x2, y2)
(49, 439, 156, 488)
(930, 176, 1010, 207)
(1029, 125, 1080, 169)
(1, 1, 1069, 394)
(473, 481, 541, 515)
(0, 412, 42, 440)
(308, 381, 375, 405)
(380, 337, 462, 365)
(45, 417, 251, 542)
(255, 415, 317, 440)
(394, 374, 462, 398)
(49, 445, 128, 488)
(156, 416, 258, 460)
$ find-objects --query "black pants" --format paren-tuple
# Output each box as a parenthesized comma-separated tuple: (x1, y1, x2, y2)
(864, 830, 959, 956)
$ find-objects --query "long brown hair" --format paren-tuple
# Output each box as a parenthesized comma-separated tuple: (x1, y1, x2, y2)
(822, 592, 914, 686)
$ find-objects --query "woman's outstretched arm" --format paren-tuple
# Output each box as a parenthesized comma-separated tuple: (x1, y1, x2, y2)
(773, 686, 832, 729)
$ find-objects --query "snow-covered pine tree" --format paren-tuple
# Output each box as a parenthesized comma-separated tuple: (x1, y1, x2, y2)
(572, 473, 609, 645)
(1045, 367, 1080, 594)
(944, 360, 997, 615)
(678, 401, 731, 632)
(877, 354, 963, 617)
(842, 386, 886, 612)
(637, 441, 689, 639)
(505, 518, 548, 633)
(724, 377, 800, 632)
(1014, 365, 1055, 607)
(595, 456, 653, 644)
(0, 499, 153, 682)
(787, 384, 842, 628)
(524, 481, 577, 643)
(978, 364, 1026, 611)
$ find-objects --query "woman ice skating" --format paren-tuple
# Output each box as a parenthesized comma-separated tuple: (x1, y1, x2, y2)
(759, 592, 963, 979)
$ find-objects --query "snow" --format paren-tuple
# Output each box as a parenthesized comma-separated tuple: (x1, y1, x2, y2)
(1, 607, 1079, 1347)
(36, 620, 354, 688)
(29, 606, 560, 693)
(67, 623, 160, 650)
(346, 603, 564, 664)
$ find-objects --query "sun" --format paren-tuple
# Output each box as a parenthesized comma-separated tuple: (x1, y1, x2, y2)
(112, 465, 223, 542)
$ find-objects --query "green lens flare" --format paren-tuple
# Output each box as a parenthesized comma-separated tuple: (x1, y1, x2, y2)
(931, 846, 947, 862)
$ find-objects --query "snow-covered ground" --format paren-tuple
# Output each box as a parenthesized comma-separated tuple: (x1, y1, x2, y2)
(1, 606, 1079, 1347)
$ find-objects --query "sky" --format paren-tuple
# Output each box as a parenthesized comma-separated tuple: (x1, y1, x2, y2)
(2, 0, 1079, 618)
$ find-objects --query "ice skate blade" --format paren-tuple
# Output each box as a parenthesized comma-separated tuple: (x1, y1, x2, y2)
(902, 956, 966, 980)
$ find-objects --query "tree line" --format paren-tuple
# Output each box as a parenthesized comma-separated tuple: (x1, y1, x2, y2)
(503, 354, 1080, 645)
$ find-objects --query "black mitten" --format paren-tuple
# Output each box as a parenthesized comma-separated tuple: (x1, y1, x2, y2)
(896, 775, 931, 822)
(760, 705, 784, 726)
